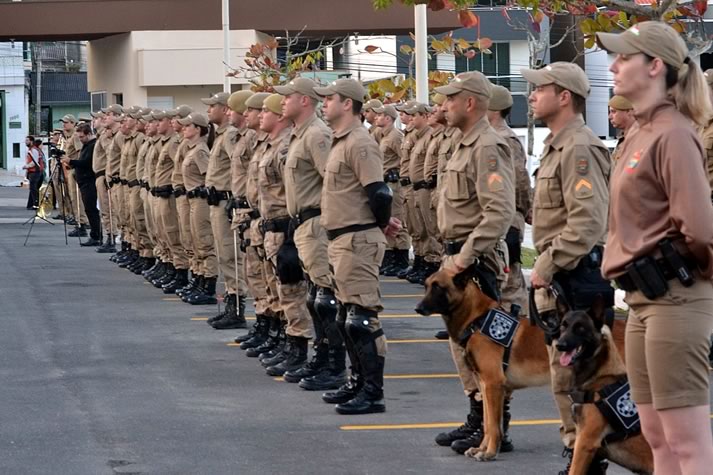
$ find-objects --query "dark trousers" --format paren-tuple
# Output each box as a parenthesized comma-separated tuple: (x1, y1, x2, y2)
(78, 179, 102, 240)
(26, 171, 43, 208)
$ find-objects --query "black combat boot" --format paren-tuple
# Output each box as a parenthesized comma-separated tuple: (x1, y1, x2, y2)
(267, 336, 309, 376)
(177, 273, 200, 298)
(260, 327, 290, 368)
(152, 263, 175, 288)
(435, 393, 482, 446)
(379, 250, 395, 275)
(322, 374, 363, 404)
(383, 249, 409, 276)
(301, 345, 348, 391)
(143, 259, 162, 278)
(127, 256, 145, 273)
(284, 340, 328, 383)
(188, 277, 217, 305)
(115, 244, 134, 264)
(407, 257, 428, 284)
(434, 330, 449, 340)
(97, 236, 117, 254)
(401, 255, 423, 280)
(118, 250, 140, 268)
(212, 294, 247, 329)
(416, 261, 440, 285)
(162, 268, 188, 294)
(135, 257, 155, 275)
(451, 396, 513, 454)
(68, 225, 88, 238)
(246, 317, 281, 357)
(109, 241, 126, 262)
(238, 314, 270, 348)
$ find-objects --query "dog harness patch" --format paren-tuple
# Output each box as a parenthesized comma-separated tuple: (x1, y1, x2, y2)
(598, 380, 640, 432)
(480, 308, 520, 348)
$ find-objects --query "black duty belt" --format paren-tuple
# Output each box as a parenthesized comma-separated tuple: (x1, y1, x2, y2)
(399, 177, 411, 186)
(384, 168, 400, 183)
(615, 254, 696, 292)
(152, 185, 173, 198)
(326, 223, 378, 241)
(261, 217, 291, 234)
(413, 180, 429, 191)
(187, 186, 207, 199)
(95, 170, 106, 178)
(237, 196, 251, 209)
(211, 189, 232, 201)
(120, 179, 128, 185)
(293, 208, 321, 229)
(247, 209, 260, 220)
(173, 186, 187, 198)
(127, 179, 140, 188)
(143, 182, 150, 191)
(444, 240, 465, 256)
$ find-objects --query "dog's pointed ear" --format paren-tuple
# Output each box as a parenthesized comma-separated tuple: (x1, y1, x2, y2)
(453, 266, 473, 290)
(587, 295, 606, 330)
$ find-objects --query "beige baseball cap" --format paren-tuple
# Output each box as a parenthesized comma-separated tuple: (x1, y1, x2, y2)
(178, 112, 209, 128)
(60, 114, 78, 124)
(520, 62, 590, 99)
(596, 21, 688, 72)
(273, 77, 320, 101)
(201, 92, 231, 106)
(374, 104, 398, 120)
(363, 99, 384, 111)
(152, 110, 168, 121)
(128, 111, 144, 120)
(102, 104, 124, 115)
(488, 85, 513, 111)
(245, 92, 271, 110)
(90, 111, 105, 119)
(167, 104, 193, 119)
(434, 71, 492, 98)
(395, 100, 418, 112)
(431, 93, 446, 106)
(263, 94, 284, 115)
(314, 78, 366, 103)
(405, 102, 432, 115)
(228, 91, 254, 114)
(608, 95, 633, 110)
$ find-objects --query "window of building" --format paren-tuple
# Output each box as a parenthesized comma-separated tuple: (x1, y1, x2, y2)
(148, 97, 174, 111)
(91, 91, 107, 112)
(13, 143, 20, 159)
(454, 43, 510, 89)
(113, 93, 123, 106)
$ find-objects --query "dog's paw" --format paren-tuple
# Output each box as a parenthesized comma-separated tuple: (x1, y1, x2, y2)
(464, 448, 497, 461)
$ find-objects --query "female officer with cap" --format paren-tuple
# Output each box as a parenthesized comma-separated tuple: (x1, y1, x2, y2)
(598, 21, 713, 474)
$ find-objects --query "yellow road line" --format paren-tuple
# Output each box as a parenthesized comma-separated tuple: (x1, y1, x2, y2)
(340, 419, 562, 431)
(383, 294, 423, 298)
(162, 297, 181, 301)
(388, 339, 447, 344)
(191, 317, 208, 321)
(273, 373, 457, 382)
(381, 279, 405, 283)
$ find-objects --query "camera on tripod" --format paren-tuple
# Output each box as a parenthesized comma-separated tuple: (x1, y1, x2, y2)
(48, 145, 66, 159)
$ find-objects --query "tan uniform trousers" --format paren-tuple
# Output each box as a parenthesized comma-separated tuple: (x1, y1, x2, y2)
(251, 219, 281, 316)
(189, 197, 217, 278)
(96, 176, 117, 238)
(149, 194, 164, 260)
(156, 195, 189, 269)
(52, 163, 69, 216)
(264, 230, 312, 339)
(403, 185, 423, 256)
(293, 216, 332, 289)
(414, 187, 441, 263)
(548, 343, 577, 449)
(449, 338, 480, 397)
(210, 200, 246, 296)
(175, 195, 195, 272)
(386, 182, 411, 251)
(143, 190, 161, 260)
(121, 186, 134, 246)
(245, 237, 271, 316)
(110, 185, 125, 240)
(67, 170, 88, 225)
(129, 187, 151, 257)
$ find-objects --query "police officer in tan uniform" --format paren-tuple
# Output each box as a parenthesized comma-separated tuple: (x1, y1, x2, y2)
(274, 77, 347, 389)
(374, 104, 411, 276)
(202, 92, 247, 330)
(522, 62, 611, 473)
(104, 105, 128, 262)
(487, 85, 531, 318)
(143, 112, 170, 282)
(363, 99, 384, 143)
(130, 112, 156, 274)
(607, 95, 635, 164)
(178, 112, 219, 306)
(60, 115, 88, 236)
(92, 111, 118, 253)
(396, 101, 421, 280)
(315, 79, 400, 415)
(118, 111, 147, 272)
(430, 72, 516, 454)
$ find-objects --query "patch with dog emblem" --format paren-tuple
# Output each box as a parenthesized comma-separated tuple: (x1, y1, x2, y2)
(597, 380, 641, 432)
(480, 308, 520, 348)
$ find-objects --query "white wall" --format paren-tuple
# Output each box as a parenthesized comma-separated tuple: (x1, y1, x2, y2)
(340, 36, 398, 82)
(146, 85, 238, 114)
(585, 49, 613, 138)
(0, 42, 29, 172)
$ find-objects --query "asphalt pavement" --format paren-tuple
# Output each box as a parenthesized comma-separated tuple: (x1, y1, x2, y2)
(0, 186, 709, 475)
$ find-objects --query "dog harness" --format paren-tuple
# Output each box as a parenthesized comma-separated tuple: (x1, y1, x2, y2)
(458, 306, 521, 372)
(569, 378, 641, 444)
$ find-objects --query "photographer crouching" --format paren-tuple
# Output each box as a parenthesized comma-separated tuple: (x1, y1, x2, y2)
(61, 123, 102, 246)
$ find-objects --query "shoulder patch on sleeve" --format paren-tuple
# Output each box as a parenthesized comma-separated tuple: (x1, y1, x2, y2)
(487, 172, 504, 192)
(576, 157, 589, 175)
(574, 178, 593, 198)
(487, 156, 498, 171)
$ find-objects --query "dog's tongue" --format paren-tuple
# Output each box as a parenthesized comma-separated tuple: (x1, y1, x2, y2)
(560, 350, 576, 367)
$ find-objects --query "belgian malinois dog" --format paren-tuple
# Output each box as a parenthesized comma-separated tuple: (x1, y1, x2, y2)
(416, 265, 551, 461)
(556, 299, 653, 475)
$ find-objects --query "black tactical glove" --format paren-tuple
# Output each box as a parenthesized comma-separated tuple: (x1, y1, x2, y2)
(276, 240, 304, 284)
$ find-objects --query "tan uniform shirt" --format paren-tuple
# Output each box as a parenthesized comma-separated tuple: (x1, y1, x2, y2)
(379, 125, 403, 173)
(603, 100, 713, 279)
(399, 124, 416, 179)
(61, 131, 82, 161)
(105, 130, 125, 178)
(610, 134, 626, 165)
(424, 124, 445, 182)
(205, 124, 238, 191)
(171, 137, 189, 188)
(145, 136, 162, 188)
(321, 119, 384, 230)
(369, 125, 383, 143)
(285, 114, 333, 217)
(492, 122, 532, 218)
(437, 127, 461, 179)
(257, 127, 292, 220)
(437, 116, 515, 270)
(182, 140, 210, 191)
(408, 126, 433, 184)
(121, 131, 145, 182)
(135, 136, 152, 183)
(92, 129, 111, 174)
(154, 133, 179, 187)
(699, 119, 713, 194)
(231, 127, 257, 199)
(532, 115, 610, 283)
(246, 132, 269, 210)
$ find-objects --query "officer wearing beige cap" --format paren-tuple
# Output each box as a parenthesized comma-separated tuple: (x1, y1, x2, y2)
(597, 22, 713, 473)
(363, 99, 384, 143)
(607, 95, 635, 164)
(202, 91, 248, 330)
(396, 101, 418, 279)
(130, 112, 156, 274)
(375, 104, 411, 276)
(486, 84, 531, 322)
(430, 71, 516, 454)
(521, 61, 611, 471)
(275, 78, 347, 388)
(90, 111, 113, 250)
(118, 112, 147, 272)
(105, 106, 128, 259)
(59, 114, 89, 236)
(315, 78, 400, 415)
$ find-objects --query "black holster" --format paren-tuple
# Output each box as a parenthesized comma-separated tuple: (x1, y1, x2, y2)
(504, 226, 521, 265)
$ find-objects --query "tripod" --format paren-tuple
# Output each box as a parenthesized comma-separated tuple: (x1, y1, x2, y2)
(23, 158, 76, 246)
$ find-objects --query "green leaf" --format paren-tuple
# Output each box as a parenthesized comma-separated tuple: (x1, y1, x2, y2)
(400, 44, 413, 55)
(584, 36, 596, 50)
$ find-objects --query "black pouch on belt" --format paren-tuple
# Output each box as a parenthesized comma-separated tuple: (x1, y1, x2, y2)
(625, 256, 668, 300)
(504, 226, 521, 265)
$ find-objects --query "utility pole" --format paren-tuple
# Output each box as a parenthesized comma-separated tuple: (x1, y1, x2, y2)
(222, 0, 231, 93)
(31, 42, 42, 135)
(414, 4, 428, 103)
